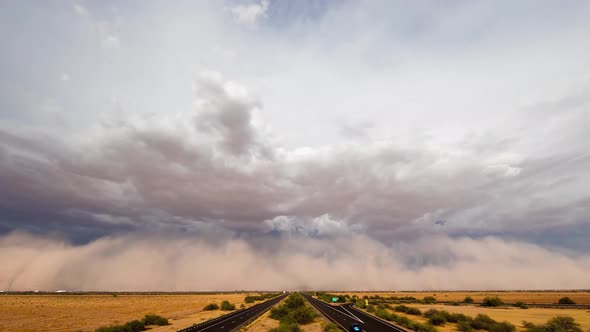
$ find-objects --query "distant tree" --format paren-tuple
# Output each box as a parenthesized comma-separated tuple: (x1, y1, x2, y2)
(558, 297, 576, 305)
(482, 296, 503, 307)
(464, 296, 474, 303)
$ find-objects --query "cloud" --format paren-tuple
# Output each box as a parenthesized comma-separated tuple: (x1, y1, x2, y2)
(265, 214, 365, 237)
(1, 231, 589, 291)
(0, 68, 589, 248)
(227, 0, 270, 27)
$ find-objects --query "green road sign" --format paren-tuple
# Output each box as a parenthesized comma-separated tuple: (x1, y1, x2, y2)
(332, 297, 338, 302)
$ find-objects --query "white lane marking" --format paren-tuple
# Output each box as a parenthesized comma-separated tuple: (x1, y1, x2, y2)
(340, 305, 365, 323)
(348, 305, 406, 331)
(313, 299, 361, 322)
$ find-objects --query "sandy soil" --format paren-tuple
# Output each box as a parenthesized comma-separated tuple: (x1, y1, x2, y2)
(335, 291, 590, 305)
(0, 293, 260, 332)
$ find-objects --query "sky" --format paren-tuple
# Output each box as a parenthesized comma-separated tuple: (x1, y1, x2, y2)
(1, 0, 589, 291)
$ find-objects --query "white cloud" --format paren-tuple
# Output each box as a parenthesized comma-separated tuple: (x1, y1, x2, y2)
(227, 0, 269, 27)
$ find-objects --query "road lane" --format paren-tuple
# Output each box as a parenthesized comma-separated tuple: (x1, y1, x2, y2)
(178, 293, 287, 332)
(302, 294, 406, 332)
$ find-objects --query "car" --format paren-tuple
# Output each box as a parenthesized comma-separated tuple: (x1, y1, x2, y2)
(350, 323, 362, 332)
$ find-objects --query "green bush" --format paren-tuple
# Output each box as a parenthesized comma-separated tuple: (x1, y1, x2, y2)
(323, 322, 340, 332)
(290, 306, 317, 324)
(203, 303, 219, 311)
(143, 314, 169, 326)
(482, 296, 503, 307)
(285, 293, 306, 309)
(514, 302, 528, 309)
(423, 310, 447, 326)
(221, 300, 236, 311)
(458, 320, 474, 332)
(393, 305, 421, 315)
(95, 314, 170, 332)
(423, 296, 437, 304)
(543, 316, 582, 332)
(558, 297, 576, 305)
(270, 306, 290, 320)
(464, 296, 474, 303)
(270, 321, 302, 332)
(95, 320, 146, 332)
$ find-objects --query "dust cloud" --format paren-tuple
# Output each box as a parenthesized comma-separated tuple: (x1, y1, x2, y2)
(1, 231, 588, 291)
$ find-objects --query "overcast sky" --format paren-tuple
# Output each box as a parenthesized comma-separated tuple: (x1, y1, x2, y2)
(1, 0, 589, 291)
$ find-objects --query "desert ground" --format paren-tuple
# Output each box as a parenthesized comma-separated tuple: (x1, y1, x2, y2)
(0, 293, 257, 332)
(1, 291, 589, 332)
(336, 291, 590, 304)
(338, 291, 590, 331)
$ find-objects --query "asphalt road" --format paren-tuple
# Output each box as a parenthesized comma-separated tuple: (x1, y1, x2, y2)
(303, 294, 406, 332)
(178, 293, 288, 332)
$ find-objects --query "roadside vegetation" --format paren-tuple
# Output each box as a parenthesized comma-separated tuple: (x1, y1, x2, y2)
(245, 293, 280, 303)
(523, 316, 582, 332)
(558, 297, 576, 305)
(482, 296, 504, 307)
(202, 301, 236, 311)
(269, 293, 319, 332)
(203, 303, 220, 310)
(359, 298, 584, 332)
(95, 314, 169, 332)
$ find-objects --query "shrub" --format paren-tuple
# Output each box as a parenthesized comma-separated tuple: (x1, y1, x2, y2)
(423, 296, 437, 304)
(95, 320, 145, 332)
(285, 293, 306, 309)
(270, 322, 302, 332)
(464, 296, 474, 304)
(290, 306, 318, 325)
(221, 301, 236, 311)
(323, 322, 340, 332)
(203, 303, 219, 311)
(270, 306, 290, 320)
(406, 307, 422, 315)
(143, 314, 169, 326)
(428, 313, 447, 326)
(488, 321, 516, 332)
(558, 297, 576, 305)
(515, 302, 528, 309)
(482, 296, 503, 307)
(458, 320, 474, 332)
(545, 316, 582, 332)
(245, 297, 256, 303)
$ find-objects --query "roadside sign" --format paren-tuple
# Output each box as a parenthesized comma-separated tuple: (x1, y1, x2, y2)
(332, 297, 338, 302)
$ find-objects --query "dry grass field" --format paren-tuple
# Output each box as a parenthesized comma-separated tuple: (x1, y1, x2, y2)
(0, 293, 258, 332)
(336, 291, 590, 305)
(406, 304, 590, 331)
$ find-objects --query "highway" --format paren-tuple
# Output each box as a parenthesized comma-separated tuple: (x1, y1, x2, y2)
(302, 294, 406, 332)
(178, 293, 288, 332)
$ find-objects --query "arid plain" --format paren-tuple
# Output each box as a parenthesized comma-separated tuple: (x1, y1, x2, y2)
(1, 291, 589, 332)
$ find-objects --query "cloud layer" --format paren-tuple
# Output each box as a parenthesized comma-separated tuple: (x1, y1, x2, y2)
(2, 231, 589, 291)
